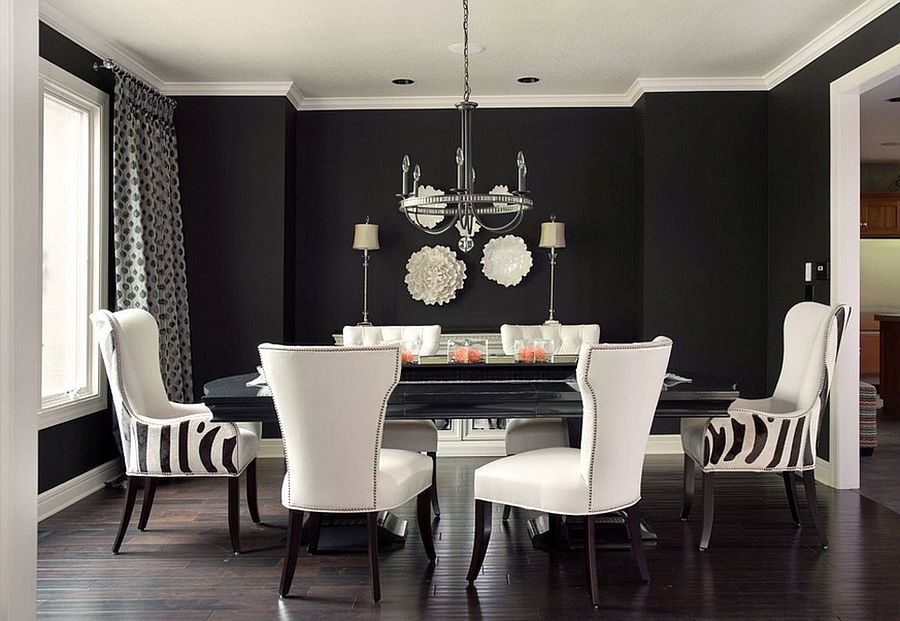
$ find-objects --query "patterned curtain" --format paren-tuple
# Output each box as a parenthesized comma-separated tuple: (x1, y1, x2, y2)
(112, 73, 194, 402)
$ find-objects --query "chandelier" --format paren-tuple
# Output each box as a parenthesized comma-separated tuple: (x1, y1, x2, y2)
(397, 0, 534, 252)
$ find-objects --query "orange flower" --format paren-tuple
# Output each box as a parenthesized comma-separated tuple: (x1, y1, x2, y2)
(401, 350, 415, 364)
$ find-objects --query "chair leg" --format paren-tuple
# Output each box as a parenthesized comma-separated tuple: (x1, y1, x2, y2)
(279, 509, 303, 597)
(137, 478, 158, 531)
(246, 459, 260, 524)
(802, 470, 829, 550)
(417, 488, 437, 560)
(680, 454, 695, 521)
(427, 451, 441, 518)
(367, 512, 381, 603)
(227, 476, 241, 554)
(307, 512, 322, 554)
(783, 472, 801, 525)
(625, 502, 650, 582)
(699, 471, 715, 551)
(548, 513, 563, 547)
(501, 505, 512, 521)
(112, 476, 139, 554)
(583, 515, 600, 607)
(466, 500, 493, 582)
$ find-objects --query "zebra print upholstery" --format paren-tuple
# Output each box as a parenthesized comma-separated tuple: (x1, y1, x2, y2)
(681, 302, 849, 473)
(91, 309, 260, 478)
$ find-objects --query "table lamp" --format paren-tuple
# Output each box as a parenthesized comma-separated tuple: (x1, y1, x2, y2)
(539, 215, 566, 325)
(353, 217, 379, 325)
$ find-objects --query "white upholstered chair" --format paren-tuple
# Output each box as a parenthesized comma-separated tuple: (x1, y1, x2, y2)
(679, 302, 850, 551)
(91, 309, 261, 555)
(499, 323, 601, 519)
(342, 324, 442, 516)
(258, 344, 436, 602)
(468, 338, 672, 606)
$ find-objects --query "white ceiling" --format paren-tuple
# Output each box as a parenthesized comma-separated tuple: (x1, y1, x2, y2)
(40, 0, 886, 99)
(862, 74, 900, 161)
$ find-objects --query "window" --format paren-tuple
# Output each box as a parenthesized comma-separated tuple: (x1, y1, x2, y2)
(38, 59, 109, 429)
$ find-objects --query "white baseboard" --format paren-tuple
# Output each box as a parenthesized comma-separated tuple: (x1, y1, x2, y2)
(259, 434, 683, 459)
(38, 459, 121, 521)
(815, 457, 836, 488)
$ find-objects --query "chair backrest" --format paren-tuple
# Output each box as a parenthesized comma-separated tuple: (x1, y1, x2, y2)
(772, 302, 851, 447)
(576, 337, 672, 513)
(500, 324, 601, 355)
(342, 325, 442, 356)
(258, 344, 401, 512)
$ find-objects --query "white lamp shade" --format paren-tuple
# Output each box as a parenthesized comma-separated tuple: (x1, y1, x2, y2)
(353, 223, 380, 250)
(539, 221, 566, 249)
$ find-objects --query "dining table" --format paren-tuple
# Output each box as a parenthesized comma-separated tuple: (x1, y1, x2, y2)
(203, 357, 738, 553)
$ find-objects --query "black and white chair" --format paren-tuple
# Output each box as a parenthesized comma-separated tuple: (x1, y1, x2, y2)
(499, 323, 600, 520)
(258, 343, 436, 602)
(679, 302, 850, 551)
(467, 338, 672, 607)
(342, 324, 442, 516)
(91, 309, 261, 555)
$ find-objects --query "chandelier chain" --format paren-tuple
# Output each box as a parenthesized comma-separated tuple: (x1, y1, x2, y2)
(463, 0, 470, 102)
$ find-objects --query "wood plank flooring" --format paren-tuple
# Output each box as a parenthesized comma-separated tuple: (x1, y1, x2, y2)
(37, 455, 900, 620)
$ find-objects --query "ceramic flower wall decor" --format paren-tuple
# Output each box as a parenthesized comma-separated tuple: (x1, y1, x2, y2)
(481, 235, 533, 287)
(405, 245, 467, 305)
(412, 185, 446, 229)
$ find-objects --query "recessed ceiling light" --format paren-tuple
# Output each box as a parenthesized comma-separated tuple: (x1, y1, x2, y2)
(392, 78, 415, 85)
(447, 42, 485, 55)
(881, 141, 900, 147)
(517, 76, 540, 84)
(887, 96, 900, 102)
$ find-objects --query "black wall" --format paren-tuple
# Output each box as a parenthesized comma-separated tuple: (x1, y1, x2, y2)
(38, 23, 120, 493)
(176, 97, 297, 400)
(296, 108, 638, 344)
(637, 92, 769, 398)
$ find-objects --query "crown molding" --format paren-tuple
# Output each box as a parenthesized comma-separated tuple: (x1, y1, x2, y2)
(764, 0, 900, 89)
(286, 83, 305, 110)
(298, 92, 632, 110)
(38, 3, 165, 91)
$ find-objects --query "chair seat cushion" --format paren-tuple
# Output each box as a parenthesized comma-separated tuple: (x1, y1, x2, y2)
(504, 418, 569, 455)
(475, 447, 603, 515)
(281, 448, 432, 512)
(382, 420, 438, 452)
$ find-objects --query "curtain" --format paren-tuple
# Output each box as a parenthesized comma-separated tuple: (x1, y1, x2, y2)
(112, 73, 194, 402)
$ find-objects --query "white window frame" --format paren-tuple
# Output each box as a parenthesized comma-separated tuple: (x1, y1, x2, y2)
(37, 58, 109, 430)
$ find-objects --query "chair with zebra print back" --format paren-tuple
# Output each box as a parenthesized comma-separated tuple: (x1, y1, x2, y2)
(91, 309, 261, 555)
(679, 302, 850, 551)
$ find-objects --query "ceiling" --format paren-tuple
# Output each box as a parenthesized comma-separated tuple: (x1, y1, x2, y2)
(862, 74, 900, 161)
(41, 0, 882, 99)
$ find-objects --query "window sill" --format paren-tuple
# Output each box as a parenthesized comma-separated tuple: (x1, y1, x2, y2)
(38, 394, 108, 430)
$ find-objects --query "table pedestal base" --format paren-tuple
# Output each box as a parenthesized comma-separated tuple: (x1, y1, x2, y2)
(526, 513, 657, 551)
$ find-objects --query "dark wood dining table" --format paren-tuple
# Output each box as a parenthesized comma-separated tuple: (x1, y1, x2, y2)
(203, 361, 738, 552)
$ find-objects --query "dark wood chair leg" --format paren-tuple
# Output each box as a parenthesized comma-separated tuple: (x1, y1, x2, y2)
(625, 502, 650, 582)
(367, 512, 382, 603)
(417, 488, 437, 560)
(466, 500, 493, 582)
(549, 513, 563, 547)
(427, 451, 441, 518)
(279, 509, 303, 597)
(699, 471, 715, 551)
(583, 514, 600, 607)
(307, 512, 322, 554)
(137, 477, 158, 531)
(246, 459, 260, 524)
(501, 505, 511, 521)
(802, 470, 829, 549)
(783, 472, 801, 525)
(227, 476, 241, 554)
(680, 454, 695, 521)
(112, 476, 139, 554)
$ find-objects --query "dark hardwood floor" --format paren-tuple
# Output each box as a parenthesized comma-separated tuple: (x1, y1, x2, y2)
(37, 454, 900, 620)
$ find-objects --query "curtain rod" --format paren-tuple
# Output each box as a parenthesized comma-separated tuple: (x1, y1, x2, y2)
(93, 58, 177, 109)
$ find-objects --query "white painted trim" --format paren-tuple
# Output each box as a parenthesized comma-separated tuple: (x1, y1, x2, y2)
(38, 2, 166, 92)
(645, 434, 685, 455)
(285, 83, 305, 111)
(828, 41, 900, 489)
(815, 456, 835, 487)
(0, 0, 40, 616)
(765, 0, 900, 89)
(38, 459, 121, 521)
(298, 92, 632, 110)
(164, 81, 295, 97)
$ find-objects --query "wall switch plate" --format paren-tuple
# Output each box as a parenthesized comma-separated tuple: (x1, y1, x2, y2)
(815, 261, 829, 281)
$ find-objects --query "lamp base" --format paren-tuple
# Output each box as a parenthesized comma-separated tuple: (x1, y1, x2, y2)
(544, 319, 560, 326)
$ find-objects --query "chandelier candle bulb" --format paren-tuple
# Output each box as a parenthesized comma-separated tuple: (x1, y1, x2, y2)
(401, 155, 410, 196)
(517, 151, 527, 193)
(412, 164, 421, 196)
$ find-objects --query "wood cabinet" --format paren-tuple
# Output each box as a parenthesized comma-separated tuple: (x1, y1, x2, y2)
(861, 193, 900, 237)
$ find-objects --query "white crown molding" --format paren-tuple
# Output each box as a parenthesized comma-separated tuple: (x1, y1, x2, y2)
(298, 92, 633, 110)
(38, 2, 166, 91)
(163, 81, 304, 109)
(286, 83, 305, 110)
(764, 0, 900, 89)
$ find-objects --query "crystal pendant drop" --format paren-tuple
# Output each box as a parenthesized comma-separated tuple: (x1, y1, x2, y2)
(458, 235, 474, 252)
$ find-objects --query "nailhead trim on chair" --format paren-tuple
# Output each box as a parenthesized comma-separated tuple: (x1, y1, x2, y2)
(259, 344, 402, 513)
